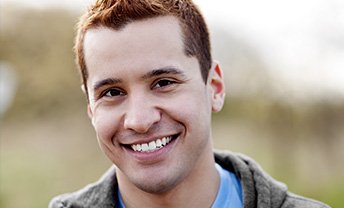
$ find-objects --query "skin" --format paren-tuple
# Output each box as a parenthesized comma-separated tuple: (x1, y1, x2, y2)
(84, 16, 225, 207)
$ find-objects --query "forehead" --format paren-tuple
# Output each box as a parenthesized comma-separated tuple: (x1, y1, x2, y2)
(83, 15, 201, 91)
(84, 16, 185, 69)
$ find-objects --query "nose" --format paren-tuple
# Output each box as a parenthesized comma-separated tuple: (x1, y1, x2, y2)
(123, 95, 161, 133)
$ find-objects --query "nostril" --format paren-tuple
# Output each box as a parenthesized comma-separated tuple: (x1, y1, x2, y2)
(123, 106, 161, 133)
(123, 117, 152, 133)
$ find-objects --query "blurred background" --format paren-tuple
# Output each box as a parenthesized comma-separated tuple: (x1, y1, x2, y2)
(0, 0, 343, 207)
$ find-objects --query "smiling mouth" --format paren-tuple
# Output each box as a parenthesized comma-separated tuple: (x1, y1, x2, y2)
(126, 134, 179, 153)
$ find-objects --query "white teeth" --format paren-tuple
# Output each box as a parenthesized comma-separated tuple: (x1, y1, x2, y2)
(156, 139, 162, 147)
(148, 141, 156, 150)
(136, 144, 142, 151)
(130, 136, 174, 152)
(141, 143, 149, 152)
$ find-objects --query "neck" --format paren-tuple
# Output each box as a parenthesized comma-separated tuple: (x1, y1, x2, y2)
(118, 144, 219, 208)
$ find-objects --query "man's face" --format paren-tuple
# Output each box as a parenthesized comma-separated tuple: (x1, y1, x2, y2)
(84, 16, 224, 193)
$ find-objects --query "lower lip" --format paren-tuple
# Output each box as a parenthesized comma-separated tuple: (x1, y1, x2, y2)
(124, 137, 179, 163)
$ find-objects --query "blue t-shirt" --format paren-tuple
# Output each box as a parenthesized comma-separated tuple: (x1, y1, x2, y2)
(117, 163, 243, 208)
(212, 163, 243, 208)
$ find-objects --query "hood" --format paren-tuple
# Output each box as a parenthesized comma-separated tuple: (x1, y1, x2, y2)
(214, 150, 288, 208)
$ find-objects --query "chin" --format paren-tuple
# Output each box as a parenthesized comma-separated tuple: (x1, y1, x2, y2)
(133, 178, 179, 194)
(129, 167, 189, 194)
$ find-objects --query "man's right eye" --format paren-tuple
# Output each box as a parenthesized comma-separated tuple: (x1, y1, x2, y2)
(103, 88, 125, 97)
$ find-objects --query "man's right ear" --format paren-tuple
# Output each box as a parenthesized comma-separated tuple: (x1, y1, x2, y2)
(87, 105, 93, 120)
(87, 104, 97, 127)
(81, 84, 87, 95)
(81, 84, 94, 123)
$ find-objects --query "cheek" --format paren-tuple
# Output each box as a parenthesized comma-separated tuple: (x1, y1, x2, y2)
(92, 107, 121, 145)
(163, 88, 212, 129)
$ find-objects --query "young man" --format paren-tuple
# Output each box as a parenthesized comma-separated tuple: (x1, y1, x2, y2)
(50, 0, 330, 207)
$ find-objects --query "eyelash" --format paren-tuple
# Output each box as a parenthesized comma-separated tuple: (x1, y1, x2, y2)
(152, 79, 177, 89)
(101, 88, 126, 98)
(98, 78, 179, 99)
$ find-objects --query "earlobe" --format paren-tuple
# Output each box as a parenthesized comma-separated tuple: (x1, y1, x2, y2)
(210, 62, 225, 112)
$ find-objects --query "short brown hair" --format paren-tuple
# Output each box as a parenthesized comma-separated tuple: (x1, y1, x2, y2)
(75, 0, 212, 96)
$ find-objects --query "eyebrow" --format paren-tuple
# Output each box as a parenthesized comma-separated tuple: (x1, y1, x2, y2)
(92, 66, 186, 92)
(93, 78, 122, 92)
(141, 66, 186, 80)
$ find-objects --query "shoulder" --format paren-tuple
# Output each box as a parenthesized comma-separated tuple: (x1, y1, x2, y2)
(282, 193, 331, 208)
(49, 166, 118, 208)
(49, 193, 72, 208)
(48, 180, 116, 208)
(213, 150, 331, 208)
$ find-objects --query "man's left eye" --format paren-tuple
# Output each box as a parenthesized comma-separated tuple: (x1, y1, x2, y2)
(153, 79, 176, 89)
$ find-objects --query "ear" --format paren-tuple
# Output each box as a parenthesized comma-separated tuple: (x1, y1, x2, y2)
(87, 104, 93, 120)
(87, 104, 96, 127)
(81, 84, 94, 121)
(209, 61, 225, 112)
(81, 84, 87, 95)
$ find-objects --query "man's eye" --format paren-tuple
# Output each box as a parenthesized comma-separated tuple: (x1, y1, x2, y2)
(103, 88, 125, 97)
(154, 79, 176, 89)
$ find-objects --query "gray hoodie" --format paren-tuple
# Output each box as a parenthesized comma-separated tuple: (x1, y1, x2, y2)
(49, 151, 330, 208)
